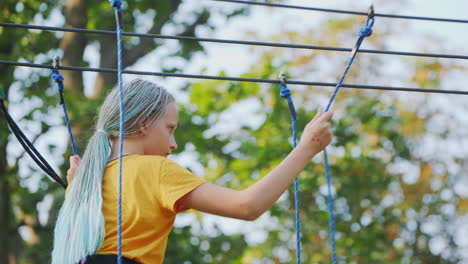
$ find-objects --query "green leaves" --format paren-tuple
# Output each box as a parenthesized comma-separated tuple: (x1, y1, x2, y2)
(1, 0, 466, 263)
(0, 1, 250, 263)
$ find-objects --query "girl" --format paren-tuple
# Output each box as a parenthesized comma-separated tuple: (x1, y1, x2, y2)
(52, 79, 333, 264)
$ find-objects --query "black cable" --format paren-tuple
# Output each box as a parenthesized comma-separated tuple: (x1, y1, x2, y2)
(212, 0, 468, 24)
(2, 112, 66, 188)
(1, 104, 54, 176)
(0, 100, 67, 188)
(0, 59, 466, 95)
(1, 22, 467, 60)
(5, 119, 66, 188)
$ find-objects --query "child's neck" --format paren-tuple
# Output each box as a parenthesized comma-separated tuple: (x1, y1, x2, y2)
(108, 137, 145, 161)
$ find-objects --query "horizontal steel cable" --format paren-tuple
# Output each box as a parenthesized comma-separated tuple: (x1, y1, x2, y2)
(0, 22, 467, 60)
(1, 60, 466, 95)
(212, 0, 468, 24)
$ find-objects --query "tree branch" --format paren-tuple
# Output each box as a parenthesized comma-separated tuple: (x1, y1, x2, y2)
(124, 7, 210, 66)
(124, 1, 188, 66)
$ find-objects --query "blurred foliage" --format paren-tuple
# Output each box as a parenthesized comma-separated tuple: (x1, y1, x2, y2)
(172, 6, 467, 264)
(0, 0, 249, 263)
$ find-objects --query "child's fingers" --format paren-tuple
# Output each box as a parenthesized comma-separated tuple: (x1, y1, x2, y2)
(67, 168, 76, 176)
(70, 155, 81, 168)
(67, 167, 77, 182)
(69, 156, 77, 168)
(311, 108, 323, 122)
(318, 110, 333, 122)
(67, 155, 81, 183)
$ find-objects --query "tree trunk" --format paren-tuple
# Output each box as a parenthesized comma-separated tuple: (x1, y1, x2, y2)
(92, 34, 116, 98)
(59, 0, 88, 95)
(0, 152, 11, 264)
(0, 73, 12, 264)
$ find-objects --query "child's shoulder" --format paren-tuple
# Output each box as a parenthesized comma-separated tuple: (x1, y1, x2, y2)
(107, 154, 171, 168)
(129, 154, 168, 164)
(129, 155, 186, 174)
(114, 155, 170, 173)
(116, 155, 185, 173)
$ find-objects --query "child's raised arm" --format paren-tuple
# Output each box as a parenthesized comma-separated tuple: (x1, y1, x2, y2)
(178, 109, 333, 221)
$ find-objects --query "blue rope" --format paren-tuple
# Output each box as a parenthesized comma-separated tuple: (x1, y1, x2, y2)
(51, 69, 78, 156)
(109, 1, 124, 264)
(279, 78, 301, 264)
(325, 17, 374, 112)
(323, 15, 375, 264)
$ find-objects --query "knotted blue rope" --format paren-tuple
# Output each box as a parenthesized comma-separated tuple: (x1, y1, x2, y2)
(323, 9, 375, 264)
(109, 1, 124, 264)
(110, 0, 123, 12)
(279, 73, 301, 264)
(51, 58, 78, 156)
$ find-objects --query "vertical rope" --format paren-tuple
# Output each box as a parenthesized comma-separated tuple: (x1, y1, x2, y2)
(51, 57, 78, 156)
(323, 149, 337, 263)
(322, 7, 375, 264)
(279, 73, 301, 264)
(109, 1, 124, 264)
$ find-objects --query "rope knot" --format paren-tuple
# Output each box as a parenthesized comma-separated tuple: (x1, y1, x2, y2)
(109, 0, 123, 11)
(358, 16, 375, 38)
(52, 72, 64, 91)
(52, 72, 64, 82)
(358, 26, 372, 37)
(280, 85, 291, 98)
(279, 83, 291, 98)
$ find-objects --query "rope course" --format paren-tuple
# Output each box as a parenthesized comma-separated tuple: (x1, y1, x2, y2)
(0, 60, 467, 95)
(0, 1, 466, 97)
(320, 6, 375, 263)
(1, 22, 467, 60)
(279, 73, 301, 263)
(51, 56, 78, 156)
(1, 1, 467, 263)
(212, 0, 468, 24)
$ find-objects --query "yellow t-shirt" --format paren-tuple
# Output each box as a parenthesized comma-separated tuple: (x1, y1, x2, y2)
(96, 155, 206, 264)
